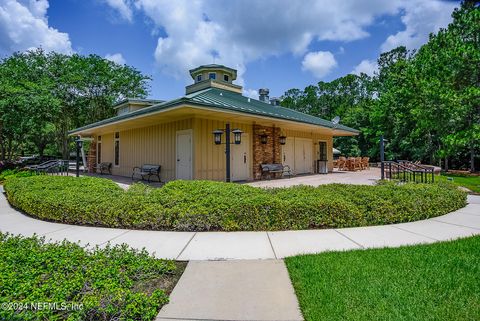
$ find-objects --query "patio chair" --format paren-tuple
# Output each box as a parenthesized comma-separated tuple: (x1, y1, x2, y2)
(337, 157, 347, 171)
(347, 157, 356, 171)
(355, 157, 363, 171)
(361, 157, 370, 170)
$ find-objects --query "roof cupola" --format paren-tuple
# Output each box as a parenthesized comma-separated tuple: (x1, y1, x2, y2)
(186, 64, 243, 95)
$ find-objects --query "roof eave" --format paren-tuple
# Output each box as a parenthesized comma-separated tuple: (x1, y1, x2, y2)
(69, 95, 360, 136)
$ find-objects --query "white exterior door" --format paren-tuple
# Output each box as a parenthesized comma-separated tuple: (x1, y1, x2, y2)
(176, 130, 192, 180)
(282, 137, 295, 173)
(231, 134, 249, 181)
(294, 138, 313, 174)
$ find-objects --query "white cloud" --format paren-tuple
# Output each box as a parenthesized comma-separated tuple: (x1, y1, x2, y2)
(302, 51, 337, 78)
(352, 59, 378, 76)
(105, 52, 126, 65)
(243, 88, 259, 99)
(103, 0, 457, 85)
(381, 0, 457, 52)
(105, 0, 403, 84)
(0, 0, 72, 55)
(104, 0, 132, 22)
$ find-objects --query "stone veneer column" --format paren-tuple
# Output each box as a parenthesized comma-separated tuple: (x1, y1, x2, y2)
(87, 140, 96, 173)
(252, 124, 282, 179)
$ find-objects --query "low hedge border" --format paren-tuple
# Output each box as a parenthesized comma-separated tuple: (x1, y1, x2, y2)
(4, 176, 467, 232)
(0, 232, 184, 321)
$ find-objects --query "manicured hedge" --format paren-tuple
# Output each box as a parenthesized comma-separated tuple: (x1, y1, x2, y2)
(4, 176, 467, 231)
(0, 169, 36, 183)
(0, 232, 183, 321)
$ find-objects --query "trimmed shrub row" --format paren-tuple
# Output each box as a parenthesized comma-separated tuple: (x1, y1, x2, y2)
(4, 176, 467, 231)
(0, 232, 180, 321)
(0, 169, 36, 183)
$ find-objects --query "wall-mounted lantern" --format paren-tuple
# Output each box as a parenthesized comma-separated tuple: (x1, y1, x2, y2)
(260, 132, 268, 144)
(212, 124, 243, 182)
(279, 135, 287, 145)
(232, 129, 243, 145)
(213, 129, 223, 145)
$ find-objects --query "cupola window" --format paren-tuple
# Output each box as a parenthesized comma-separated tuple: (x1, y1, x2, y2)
(223, 74, 229, 82)
(209, 72, 216, 80)
(196, 74, 202, 82)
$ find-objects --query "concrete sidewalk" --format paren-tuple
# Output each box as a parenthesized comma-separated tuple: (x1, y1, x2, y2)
(0, 187, 479, 260)
(156, 260, 303, 321)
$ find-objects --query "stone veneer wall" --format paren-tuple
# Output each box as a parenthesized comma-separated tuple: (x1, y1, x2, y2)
(87, 140, 96, 173)
(252, 124, 282, 179)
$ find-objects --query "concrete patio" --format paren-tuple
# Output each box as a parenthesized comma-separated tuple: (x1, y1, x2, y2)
(248, 167, 381, 188)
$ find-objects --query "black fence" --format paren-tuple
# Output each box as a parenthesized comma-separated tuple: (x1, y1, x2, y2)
(381, 160, 435, 183)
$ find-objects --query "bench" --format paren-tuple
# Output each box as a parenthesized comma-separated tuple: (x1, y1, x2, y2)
(260, 163, 292, 179)
(132, 164, 161, 183)
(97, 162, 112, 175)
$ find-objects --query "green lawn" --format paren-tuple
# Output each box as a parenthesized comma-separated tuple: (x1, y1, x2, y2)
(286, 236, 480, 321)
(437, 173, 480, 194)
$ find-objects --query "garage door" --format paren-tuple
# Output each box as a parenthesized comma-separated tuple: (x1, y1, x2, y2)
(294, 138, 313, 174)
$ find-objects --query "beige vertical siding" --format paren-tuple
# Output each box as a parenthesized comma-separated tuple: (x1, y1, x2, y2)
(193, 118, 253, 181)
(97, 118, 193, 181)
(95, 116, 334, 181)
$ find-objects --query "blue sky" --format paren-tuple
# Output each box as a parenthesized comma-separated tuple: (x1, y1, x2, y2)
(0, 0, 459, 100)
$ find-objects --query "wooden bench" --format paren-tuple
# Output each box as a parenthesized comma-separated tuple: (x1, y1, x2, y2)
(132, 164, 161, 183)
(96, 162, 112, 175)
(260, 163, 292, 179)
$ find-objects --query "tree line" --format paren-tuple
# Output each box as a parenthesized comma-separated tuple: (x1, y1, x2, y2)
(281, 1, 479, 171)
(0, 49, 150, 161)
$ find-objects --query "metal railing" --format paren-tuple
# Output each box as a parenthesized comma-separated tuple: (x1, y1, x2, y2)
(381, 160, 435, 183)
(29, 160, 70, 175)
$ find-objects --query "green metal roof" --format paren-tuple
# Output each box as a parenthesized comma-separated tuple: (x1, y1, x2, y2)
(69, 88, 359, 134)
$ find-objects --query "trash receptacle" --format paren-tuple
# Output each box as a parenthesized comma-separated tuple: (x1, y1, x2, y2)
(317, 160, 328, 174)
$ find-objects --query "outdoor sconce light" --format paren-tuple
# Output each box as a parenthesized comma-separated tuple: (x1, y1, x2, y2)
(232, 129, 243, 144)
(213, 129, 223, 145)
(279, 135, 287, 145)
(260, 133, 268, 144)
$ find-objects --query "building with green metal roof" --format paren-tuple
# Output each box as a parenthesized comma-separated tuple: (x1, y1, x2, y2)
(70, 64, 359, 182)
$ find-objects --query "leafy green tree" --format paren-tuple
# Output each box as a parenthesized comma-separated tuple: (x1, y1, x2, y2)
(280, 1, 479, 171)
(0, 49, 151, 160)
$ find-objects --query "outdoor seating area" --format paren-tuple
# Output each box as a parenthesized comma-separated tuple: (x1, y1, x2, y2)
(334, 157, 370, 171)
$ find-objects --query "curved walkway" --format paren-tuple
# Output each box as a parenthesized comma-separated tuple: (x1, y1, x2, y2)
(0, 187, 479, 260)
